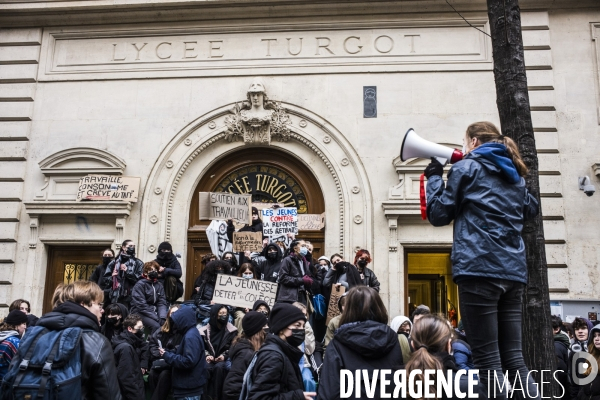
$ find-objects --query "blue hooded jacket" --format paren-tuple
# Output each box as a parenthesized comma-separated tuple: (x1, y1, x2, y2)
(426, 143, 539, 283)
(163, 306, 207, 396)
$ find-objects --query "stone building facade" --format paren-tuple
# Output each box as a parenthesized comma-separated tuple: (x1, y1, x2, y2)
(0, 0, 599, 319)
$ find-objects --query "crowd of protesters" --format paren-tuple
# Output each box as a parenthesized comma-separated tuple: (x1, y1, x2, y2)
(1, 121, 596, 399)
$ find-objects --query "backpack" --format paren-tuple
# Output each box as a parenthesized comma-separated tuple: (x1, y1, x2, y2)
(1, 326, 84, 400)
(238, 344, 285, 400)
(311, 294, 327, 320)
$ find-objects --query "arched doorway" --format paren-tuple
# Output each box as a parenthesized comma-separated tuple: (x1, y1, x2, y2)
(186, 147, 325, 297)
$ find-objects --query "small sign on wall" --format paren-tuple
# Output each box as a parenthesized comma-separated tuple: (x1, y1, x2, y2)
(363, 86, 377, 118)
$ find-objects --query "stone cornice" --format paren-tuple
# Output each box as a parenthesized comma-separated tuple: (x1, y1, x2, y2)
(0, 0, 597, 28)
(24, 200, 132, 216)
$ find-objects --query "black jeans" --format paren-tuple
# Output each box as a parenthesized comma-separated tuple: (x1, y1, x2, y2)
(458, 277, 541, 400)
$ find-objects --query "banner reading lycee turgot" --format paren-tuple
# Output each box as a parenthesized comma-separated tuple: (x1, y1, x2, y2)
(212, 274, 278, 309)
(198, 192, 252, 225)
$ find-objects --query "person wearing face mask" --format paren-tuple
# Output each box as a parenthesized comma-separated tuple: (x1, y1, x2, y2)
(277, 240, 315, 306)
(223, 311, 268, 400)
(112, 314, 150, 400)
(148, 305, 183, 400)
(0, 310, 28, 379)
(233, 263, 260, 332)
(154, 241, 184, 305)
(222, 251, 240, 276)
(317, 286, 403, 400)
(353, 249, 380, 292)
(102, 302, 129, 342)
(226, 207, 264, 243)
(247, 302, 316, 400)
(199, 304, 238, 400)
(90, 248, 115, 306)
(390, 315, 413, 364)
(130, 261, 168, 334)
(193, 260, 228, 306)
(103, 239, 144, 308)
(253, 243, 283, 283)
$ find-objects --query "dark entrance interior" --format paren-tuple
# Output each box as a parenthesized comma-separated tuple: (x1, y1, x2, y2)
(186, 148, 326, 299)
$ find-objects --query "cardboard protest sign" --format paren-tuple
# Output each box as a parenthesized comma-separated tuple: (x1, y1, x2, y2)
(212, 274, 278, 309)
(76, 175, 140, 202)
(297, 213, 326, 231)
(327, 284, 346, 325)
(198, 192, 252, 225)
(233, 231, 263, 252)
(262, 207, 298, 237)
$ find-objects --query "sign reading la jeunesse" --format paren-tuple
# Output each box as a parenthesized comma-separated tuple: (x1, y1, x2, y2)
(262, 207, 298, 237)
(212, 274, 278, 308)
(76, 175, 140, 202)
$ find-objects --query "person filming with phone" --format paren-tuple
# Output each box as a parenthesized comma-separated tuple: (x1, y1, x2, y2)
(424, 121, 540, 399)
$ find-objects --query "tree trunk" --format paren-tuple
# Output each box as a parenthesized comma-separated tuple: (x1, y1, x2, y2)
(486, 0, 557, 396)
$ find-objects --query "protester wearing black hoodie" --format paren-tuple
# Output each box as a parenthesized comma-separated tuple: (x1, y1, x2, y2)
(193, 260, 228, 305)
(112, 314, 150, 400)
(130, 261, 168, 333)
(34, 283, 122, 400)
(102, 302, 129, 343)
(161, 306, 207, 399)
(155, 241, 184, 303)
(254, 243, 283, 282)
(227, 207, 264, 242)
(317, 286, 403, 400)
(199, 304, 238, 400)
(248, 303, 313, 400)
(103, 240, 144, 307)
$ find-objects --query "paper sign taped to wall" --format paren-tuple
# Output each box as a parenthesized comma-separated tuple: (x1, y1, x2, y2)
(262, 207, 298, 237)
(212, 274, 278, 308)
(233, 231, 263, 252)
(327, 284, 346, 325)
(76, 175, 140, 202)
(297, 213, 325, 231)
(199, 192, 252, 225)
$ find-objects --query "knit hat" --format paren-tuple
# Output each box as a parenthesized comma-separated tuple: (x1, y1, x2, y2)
(6, 310, 27, 326)
(268, 303, 306, 334)
(242, 311, 268, 337)
(158, 242, 172, 253)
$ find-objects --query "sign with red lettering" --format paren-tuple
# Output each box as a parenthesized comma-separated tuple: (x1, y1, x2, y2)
(261, 207, 298, 237)
(212, 274, 278, 308)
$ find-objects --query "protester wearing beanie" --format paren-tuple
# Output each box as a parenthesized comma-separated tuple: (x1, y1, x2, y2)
(223, 311, 269, 400)
(246, 303, 314, 400)
(154, 241, 183, 304)
(0, 310, 28, 378)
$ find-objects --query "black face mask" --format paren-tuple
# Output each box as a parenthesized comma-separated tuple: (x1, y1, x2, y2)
(157, 252, 174, 262)
(102, 256, 113, 266)
(267, 252, 277, 260)
(357, 260, 367, 268)
(259, 310, 269, 317)
(306, 252, 312, 261)
(216, 269, 224, 275)
(286, 328, 305, 347)
(226, 259, 235, 265)
(106, 316, 119, 325)
(134, 330, 144, 339)
(148, 271, 159, 280)
(218, 315, 228, 324)
(126, 246, 135, 256)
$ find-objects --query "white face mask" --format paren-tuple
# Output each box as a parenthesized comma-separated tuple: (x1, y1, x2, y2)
(242, 274, 253, 279)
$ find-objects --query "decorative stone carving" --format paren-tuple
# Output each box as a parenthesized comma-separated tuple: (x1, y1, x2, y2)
(184, 138, 192, 146)
(352, 186, 360, 194)
(154, 187, 162, 195)
(341, 158, 349, 166)
(148, 245, 156, 253)
(299, 119, 307, 128)
(208, 121, 216, 129)
(323, 135, 331, 144)
(29, 216, 39, 249)
(166, 160, 174, 169)
(353, 215, 363, 224)
(150, 215, 158, 224)
(224, 79, 291, 145)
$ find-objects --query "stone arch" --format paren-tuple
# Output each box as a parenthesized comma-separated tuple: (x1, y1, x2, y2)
(138, 102, 373, 275)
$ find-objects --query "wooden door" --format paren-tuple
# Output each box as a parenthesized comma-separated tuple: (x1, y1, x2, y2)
(44, 246, 106, 314)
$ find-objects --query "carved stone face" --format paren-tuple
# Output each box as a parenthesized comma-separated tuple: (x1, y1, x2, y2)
(248, 81, 265, 93)
(250, 92, 264, 107)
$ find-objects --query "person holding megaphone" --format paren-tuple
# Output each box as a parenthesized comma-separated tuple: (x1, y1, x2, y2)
(424, 121, 540, 400)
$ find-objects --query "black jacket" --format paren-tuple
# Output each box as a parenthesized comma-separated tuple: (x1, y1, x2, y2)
(227, 219, 264, 242)
(130, 278, 168, 324)
(555, 335, 570, 400)
(248, 334, 305, 400)
(35, 301, 122, 400)
(198, 306, 238, 358)
(223, 338, 256, 400)
(277, 254, 312, 303)
(163, 306, 207, 397)
(577, 373, 600, 400)
(356, 266, 380, 292)
(148, 328, 183, 363)
(101, 303, 128, 343)
(317, 320, 403, 400)
(112, 330, 149, 400)
(155, 253, 184, 301)
(193, 275, 216, 305)
(253, 244, 284, 283)
(435, 352, 486, 400)
(103, 253, 144, 304)
(89, 263, 109, 287)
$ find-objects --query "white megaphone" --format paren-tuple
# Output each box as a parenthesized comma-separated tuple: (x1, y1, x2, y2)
(400, 128, 463, 165)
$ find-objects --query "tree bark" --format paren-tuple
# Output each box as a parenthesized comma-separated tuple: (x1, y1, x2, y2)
(486, 0, 557, 396)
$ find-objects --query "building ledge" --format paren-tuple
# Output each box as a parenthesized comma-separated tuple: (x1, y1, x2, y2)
(24, 200, 132, 217)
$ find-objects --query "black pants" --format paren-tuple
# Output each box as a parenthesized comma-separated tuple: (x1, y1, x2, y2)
(148, 369, 172, 400)
(458, 277, 541, 400)
(204, 361, 229, 400)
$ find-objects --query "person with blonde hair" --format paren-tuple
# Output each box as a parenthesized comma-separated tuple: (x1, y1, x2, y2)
(18, 281, 122, 399)
(425, 121, 539, 399)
